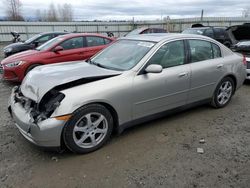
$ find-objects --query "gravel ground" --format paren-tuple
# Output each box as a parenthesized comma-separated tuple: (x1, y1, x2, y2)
(0, 45, 250, 188)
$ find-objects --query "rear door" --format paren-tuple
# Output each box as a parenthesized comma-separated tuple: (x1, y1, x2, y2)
(187, 39, 224, 103)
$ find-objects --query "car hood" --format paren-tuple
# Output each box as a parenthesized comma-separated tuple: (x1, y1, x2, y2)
(20, 61, 122, 103)
(227, 24, 250, 44)
(3, 42, 26, 50)
(1, 50, 41, 65)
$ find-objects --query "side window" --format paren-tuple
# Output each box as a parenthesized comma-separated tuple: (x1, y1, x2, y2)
(86, 36, 105, 47)
(212, 43, 222, 58)
(36, 35, 51, 43)
(60, 37, 84, 50)
(104, 38, 112, 44)
(141, 29, 150, 34)
(189, 40, 213, 63)
(214, 28, 225, 38)
(204, 28, 214, 38)
(147, 40, 185, 68)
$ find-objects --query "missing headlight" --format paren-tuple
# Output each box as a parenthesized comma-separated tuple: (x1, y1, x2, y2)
(31, 89, 65, 122)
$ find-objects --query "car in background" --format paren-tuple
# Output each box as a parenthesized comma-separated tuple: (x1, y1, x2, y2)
(228, 23, 250, 79)
(8, 34, 246, 153)
(182, 26, 232, 47)
(0, 33, 114, 82)
(3, 31, 68, 57)
(125, 27, 167, 36)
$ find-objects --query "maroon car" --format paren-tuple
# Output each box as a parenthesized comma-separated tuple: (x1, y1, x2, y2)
(0, 33, 115, 82)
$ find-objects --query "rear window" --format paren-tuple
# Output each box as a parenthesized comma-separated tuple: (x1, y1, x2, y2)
(86, 36, 106, 47)
(189, 40, 213, 63)
(212, 43, 222, 58)
(188, 40, 222, 63)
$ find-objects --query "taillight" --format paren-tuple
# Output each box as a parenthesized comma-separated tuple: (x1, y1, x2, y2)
(243, 55, 247, 65)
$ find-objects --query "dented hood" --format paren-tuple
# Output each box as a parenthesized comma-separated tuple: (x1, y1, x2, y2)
(20, 61, 121, 103)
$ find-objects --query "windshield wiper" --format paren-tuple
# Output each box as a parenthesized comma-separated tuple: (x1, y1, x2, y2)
(87, 59, 123, 71)
(87, 59, 108, 68)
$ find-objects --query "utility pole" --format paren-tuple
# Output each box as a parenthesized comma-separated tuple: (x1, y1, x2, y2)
(201, 9, 204, 22)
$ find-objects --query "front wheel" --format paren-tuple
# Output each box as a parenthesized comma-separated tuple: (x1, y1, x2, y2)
(63, 104, 113, 154)
(211, 77, 235, 108)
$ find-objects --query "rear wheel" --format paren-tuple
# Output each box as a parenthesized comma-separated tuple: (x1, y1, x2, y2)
(63, 104, 113, 154)
(211, 77, 235, 108)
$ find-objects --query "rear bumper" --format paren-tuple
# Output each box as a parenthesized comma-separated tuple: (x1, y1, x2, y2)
(8, 87, 66, 147)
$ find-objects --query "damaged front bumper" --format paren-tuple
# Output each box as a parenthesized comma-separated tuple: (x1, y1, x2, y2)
(8, 87, 66, 147)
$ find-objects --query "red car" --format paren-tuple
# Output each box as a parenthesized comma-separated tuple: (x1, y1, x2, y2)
(0, 33, 114, 82)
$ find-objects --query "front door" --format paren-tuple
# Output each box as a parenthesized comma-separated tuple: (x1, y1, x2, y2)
(48, 36, 86, 64)
(132, 40, 191, 119)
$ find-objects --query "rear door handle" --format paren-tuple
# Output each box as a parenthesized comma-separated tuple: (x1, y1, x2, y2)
(217, 64, 224, 69)
(178, 72, 188, 77)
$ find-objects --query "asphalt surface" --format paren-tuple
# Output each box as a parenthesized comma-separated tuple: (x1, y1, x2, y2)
(0, 46, 250, 188)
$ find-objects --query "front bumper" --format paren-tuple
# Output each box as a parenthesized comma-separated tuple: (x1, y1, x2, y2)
(8, 87, 66, 147)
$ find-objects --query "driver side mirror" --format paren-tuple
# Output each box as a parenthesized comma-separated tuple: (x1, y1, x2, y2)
(145, 64, 163, 74)
(53, 46, 64, 53)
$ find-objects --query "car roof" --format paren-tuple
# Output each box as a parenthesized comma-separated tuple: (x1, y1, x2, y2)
(120, 33, 212, 43)
(187, 27, 226, 30)
(57, 33, 112, 39)
(39, 31, 69, 35)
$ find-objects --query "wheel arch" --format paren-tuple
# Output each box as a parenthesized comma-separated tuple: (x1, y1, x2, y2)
(24, 62, 44, 76)
(224, 74, 237, 93)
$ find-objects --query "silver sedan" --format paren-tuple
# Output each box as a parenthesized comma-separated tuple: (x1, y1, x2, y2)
(8, 34, 246, 153)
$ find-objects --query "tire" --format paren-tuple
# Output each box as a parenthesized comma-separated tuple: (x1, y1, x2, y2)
(63, 104, 113, 154)
(211, 77, 235, 108)
(25, 64, 41, 76)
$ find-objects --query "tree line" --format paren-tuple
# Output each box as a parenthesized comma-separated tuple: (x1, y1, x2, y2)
(4, 0, 73, 21)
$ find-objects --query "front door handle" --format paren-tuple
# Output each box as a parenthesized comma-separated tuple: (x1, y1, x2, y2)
(217, 64, 224, 69)
(178, 72, 188, 77)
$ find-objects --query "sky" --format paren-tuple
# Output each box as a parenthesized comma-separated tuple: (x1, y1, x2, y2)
(0, 0, 250, 21)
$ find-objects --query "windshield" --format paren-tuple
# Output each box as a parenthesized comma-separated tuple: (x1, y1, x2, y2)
(24, 34, 42, 44)
(36, 36, 64, 51)
(91, 39, 155, 71)
(182, 28, 206, 35)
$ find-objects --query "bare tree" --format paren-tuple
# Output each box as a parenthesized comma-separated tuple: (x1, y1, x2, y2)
(242, 8, 250, 17)
(58, 3, 73, 21)
(5, 0, 24, 21)
(47, 3, 58, 21)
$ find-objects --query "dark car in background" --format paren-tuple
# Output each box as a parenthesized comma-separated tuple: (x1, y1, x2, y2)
(3, 31, 68, 57)
(125, 27, 167, 36)
(0, 33, 114, 82)
(182, 26, 232, 47)
(228, 23, 250, 79)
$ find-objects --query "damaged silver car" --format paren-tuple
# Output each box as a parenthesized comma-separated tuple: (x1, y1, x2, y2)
(8, 34, 246, 154)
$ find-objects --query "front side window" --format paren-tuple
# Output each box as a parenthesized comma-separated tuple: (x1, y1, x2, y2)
(147, 40, 185, 68)
(189, 40, 213, 63)
(86, 36, 105, 47)
(60, 37, 84, 50)
(36, 35, 51, 43)
(36, 36, 64, 51)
